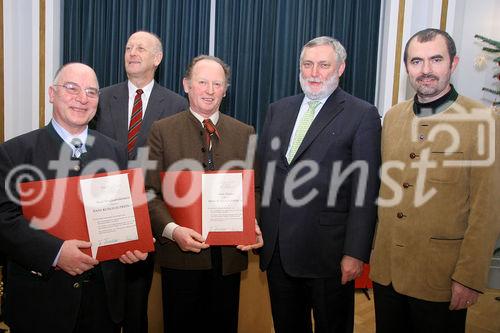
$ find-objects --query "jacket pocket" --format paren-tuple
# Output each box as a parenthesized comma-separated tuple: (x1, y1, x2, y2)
(426, 237, 463, 290)
(427, 152, 463, 183)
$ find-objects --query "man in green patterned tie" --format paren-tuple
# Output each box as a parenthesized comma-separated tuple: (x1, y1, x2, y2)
(258, 36, 381, 333)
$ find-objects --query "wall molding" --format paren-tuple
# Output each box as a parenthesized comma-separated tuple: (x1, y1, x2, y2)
(391, 0, 406, 106)
(0, 0, 4, 143)
(440, 0, 449, 30)
(39, 0, 46, 129)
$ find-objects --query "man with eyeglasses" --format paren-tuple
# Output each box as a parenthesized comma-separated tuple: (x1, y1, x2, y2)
(93, 30, 187, 333)
(0, 62, 148, 332)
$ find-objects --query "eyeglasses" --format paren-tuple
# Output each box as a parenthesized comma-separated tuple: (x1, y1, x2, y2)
(54, 82, 99, 99)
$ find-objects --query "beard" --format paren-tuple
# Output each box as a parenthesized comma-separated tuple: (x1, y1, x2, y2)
(412, 72, 451, 101)
(300, 72, 339, 100)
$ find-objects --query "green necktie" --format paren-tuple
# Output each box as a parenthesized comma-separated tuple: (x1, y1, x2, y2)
(287, 100, 321, 163)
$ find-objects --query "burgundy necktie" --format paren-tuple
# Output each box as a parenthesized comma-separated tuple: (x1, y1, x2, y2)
(127, 89, 144, 153)
(203, 118, 220, 149)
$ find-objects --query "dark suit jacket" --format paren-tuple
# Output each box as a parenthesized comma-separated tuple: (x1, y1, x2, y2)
(0, 124, 128, 332)
(94, 81, 188, 159)
(145, 111, 255, 275)
(258, 88, 381, 278)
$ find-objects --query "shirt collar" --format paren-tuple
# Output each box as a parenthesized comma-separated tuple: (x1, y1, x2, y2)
(128, 80, 154, 98)
(413, 84, 458, 116)
(302, 94, 330, 111)
(190, 109, 220, 125)
(51, 118, 88, 152)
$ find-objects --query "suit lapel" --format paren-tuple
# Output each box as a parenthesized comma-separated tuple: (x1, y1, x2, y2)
(109, 82, 129, 145)
(290, 88, 346, 163)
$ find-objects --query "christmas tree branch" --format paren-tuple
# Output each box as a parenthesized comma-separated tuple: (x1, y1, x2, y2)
(475, 34, 500, 49)
(482, 47, 500, 53)
(482, 87, 500, 95)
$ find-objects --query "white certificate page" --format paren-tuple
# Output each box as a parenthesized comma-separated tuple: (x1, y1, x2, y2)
(202, 173, 243, 239)
(80, 173, 138, 258)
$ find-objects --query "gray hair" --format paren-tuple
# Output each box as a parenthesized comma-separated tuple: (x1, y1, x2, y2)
(300, 36, 347, 64)
(53, 62, 99, 89)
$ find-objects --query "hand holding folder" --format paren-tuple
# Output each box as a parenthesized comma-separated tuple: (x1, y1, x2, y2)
(161, 169, 256, 246)
(20, 169, 155, 261)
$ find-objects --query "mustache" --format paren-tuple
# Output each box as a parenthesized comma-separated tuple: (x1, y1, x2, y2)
(305, 78, 323, 83)
(416, 74, 439, 81)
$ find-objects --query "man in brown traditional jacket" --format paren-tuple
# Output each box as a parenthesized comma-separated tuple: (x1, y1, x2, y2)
(145, 55, 262, 333)
(370, 28, 500, 333)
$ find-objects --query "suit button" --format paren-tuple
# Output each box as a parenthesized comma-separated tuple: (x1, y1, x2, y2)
(409, 152, 417, 159)
(403, 182, 411, 188)
(73, 282, 81, 289)
(419, 134, 425, 141)
(73, 164, 80, 172)
(396, 212, 405, 219)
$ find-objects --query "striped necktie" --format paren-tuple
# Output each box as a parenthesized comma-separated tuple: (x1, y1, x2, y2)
(287, 100, 321, 163)
(203, 118, 220, 150)
(127, 89, 144, 154)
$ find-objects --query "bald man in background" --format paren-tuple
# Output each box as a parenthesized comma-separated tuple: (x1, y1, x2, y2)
(94, 31, 187, 333)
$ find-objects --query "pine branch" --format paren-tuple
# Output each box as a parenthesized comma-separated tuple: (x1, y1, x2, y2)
(475, 34, 500, 49)
(482, 47, 500, 53)
(482, 87, 500, 95)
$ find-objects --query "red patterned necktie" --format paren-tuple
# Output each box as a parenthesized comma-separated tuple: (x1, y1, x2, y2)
(203, 118, 220, 149)
(127, 89, 144, 153)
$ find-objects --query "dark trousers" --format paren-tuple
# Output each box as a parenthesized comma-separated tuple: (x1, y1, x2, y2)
(373, 282, 467, 333)
(266, 249, 354, 333)
(161, 248, 241, 333)
(73, 267, 120, 333)
(122, 254, 155, 333)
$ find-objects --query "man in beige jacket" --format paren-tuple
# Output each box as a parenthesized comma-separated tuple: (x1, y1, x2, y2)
(370, 28, 499, 333)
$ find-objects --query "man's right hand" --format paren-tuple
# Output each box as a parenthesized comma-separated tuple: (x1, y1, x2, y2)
(172, 226, 210, 253)
(56, 240, 99, 276)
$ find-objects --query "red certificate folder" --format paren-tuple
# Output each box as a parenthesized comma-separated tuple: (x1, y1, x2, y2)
(20, 168, 154, 261)
(161, 169, 255, 245)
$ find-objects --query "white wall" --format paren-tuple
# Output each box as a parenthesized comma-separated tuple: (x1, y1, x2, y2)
(3, 0, 39, 140)
(44, 0, 62, 123)
(374, 0, 400, 116)
(2, 0, 61, 141)
(450, 0, 500, 106)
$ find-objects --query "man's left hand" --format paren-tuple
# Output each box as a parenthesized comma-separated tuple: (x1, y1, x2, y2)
(237, 223, 264, 251)
(341, 255, 363, 285)
(119, 250, 148, 264)
(449, 281, 479, 310)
